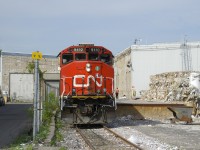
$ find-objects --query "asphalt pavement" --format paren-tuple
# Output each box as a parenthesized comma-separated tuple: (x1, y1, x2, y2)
(0, 103, 32, 148)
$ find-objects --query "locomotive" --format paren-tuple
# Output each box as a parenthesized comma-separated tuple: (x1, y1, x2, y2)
(58, 44, 116, 124)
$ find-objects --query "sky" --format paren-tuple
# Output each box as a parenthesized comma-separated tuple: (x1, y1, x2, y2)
(0, 0, 200, 56)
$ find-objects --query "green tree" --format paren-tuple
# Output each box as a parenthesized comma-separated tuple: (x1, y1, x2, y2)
(26, 61, 46, 80)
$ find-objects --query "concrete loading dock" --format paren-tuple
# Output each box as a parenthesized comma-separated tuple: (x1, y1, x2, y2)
(115, 99, 193, 123)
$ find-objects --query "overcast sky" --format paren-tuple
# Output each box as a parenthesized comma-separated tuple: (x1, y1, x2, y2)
(0, 0, 200, 55)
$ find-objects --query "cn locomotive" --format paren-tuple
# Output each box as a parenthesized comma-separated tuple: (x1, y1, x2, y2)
(58, 44, 116, 124)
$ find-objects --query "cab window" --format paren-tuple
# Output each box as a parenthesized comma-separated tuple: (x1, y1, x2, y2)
(89, 53, 99, 61)
(62, 54, 73, 64)
(100, 54, 111, 64)
(75, 53, 86, 60)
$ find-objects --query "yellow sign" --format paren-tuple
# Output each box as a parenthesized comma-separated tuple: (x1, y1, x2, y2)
(32, 51, 42, 60)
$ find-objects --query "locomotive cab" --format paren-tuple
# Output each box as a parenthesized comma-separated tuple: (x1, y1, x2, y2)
(59, 44, 116, 124)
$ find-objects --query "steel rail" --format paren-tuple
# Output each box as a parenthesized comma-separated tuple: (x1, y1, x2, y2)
(76, 127, 96, 150)
(103, 126, 143, 150)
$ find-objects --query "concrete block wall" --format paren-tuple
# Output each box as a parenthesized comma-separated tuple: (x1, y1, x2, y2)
(114, 48, 132, 99)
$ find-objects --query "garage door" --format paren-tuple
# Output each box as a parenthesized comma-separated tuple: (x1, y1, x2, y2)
(10, 73, 34, 102)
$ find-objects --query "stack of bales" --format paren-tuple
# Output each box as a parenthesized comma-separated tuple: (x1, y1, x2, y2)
(141, 72, 199, 101)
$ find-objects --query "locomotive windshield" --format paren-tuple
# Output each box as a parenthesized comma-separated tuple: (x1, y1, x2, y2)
(62, 54, 73, 64)
(75, 53, 86, 60)
(100, 54, 111, 64)
(89, 53, 98, 61)
(60, 46, 113, 65)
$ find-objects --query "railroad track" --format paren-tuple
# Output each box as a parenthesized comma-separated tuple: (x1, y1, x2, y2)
(76, 125, 142, 150)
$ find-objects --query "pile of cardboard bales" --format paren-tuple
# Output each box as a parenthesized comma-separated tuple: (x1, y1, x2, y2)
(141, 71, 200, 102)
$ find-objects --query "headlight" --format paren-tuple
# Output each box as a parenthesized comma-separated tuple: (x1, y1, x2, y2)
(86, 63, 91, 72)
(86, 63, 91, 68)
(86, 68, 91, 72)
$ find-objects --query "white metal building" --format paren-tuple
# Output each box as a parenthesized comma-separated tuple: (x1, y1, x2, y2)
(114, 41, 200, 99)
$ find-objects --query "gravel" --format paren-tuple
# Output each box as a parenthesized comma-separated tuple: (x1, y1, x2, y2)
(57, 125, 90, 150)
(107, 115, 200, 150)
(56, 115, 200, 150)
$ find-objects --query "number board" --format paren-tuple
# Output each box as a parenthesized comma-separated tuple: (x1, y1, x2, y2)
(90, 48, 100, 52)
(74, 48, 84, 52)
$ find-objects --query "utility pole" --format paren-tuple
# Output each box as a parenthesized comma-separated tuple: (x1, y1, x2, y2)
(32, 51, 43, 141)
(134, 38, 142, 45)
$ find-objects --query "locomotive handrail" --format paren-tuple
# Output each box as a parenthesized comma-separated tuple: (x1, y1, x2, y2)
(105, 77, 116, 109)
(107, 92, 117, 110)
(60, 76, 73, 110)
(60, 77, 65, 110)
(61, 76, 73, 97)
(105, 77, 114, 93)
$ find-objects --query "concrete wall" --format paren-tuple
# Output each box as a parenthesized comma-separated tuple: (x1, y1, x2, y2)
(114, 48, 132, 99)
(41, 73, 60, 102)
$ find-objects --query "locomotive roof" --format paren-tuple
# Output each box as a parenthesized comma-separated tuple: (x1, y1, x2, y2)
(57, 44, 113, 57)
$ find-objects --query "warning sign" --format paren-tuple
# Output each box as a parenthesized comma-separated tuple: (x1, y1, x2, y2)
(32, 51, 42, 60)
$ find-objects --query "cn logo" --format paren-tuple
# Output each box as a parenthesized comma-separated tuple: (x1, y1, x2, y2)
(73, 75, 102, 87)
